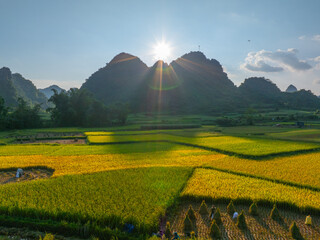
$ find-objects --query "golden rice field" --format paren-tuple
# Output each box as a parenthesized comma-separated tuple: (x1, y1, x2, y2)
(0, 126, 320, 238)
(87, 133, 320, 157)
(0, 148, 224, 177)
(181, 168, 320, 211)
(202, 152, 320, 189)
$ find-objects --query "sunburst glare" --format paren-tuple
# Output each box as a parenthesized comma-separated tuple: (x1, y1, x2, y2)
(152, 41, 172, 61)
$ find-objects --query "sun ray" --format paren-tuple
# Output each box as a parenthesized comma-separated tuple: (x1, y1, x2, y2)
(153, 41, 172, 61)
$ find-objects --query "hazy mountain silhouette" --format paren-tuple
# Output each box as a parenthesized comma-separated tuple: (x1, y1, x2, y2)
(0, 67, 17, 106)
(3, 51, 319, 113)
(0, 67, 48, 108)
(239, 77, 320, 109)
(39, 85, 65, 98)
(239, 77, 283, 107)
(81, 51, 241, 113)
(286, 84, 298, 93)
(81, 52, 149, 104)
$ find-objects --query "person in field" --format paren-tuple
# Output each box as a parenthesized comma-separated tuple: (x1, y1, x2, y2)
(210, 205, 216, 219)
(16, 168, 24, 178)
(233, 211, 239, 220)
(172, 232, 180, 239)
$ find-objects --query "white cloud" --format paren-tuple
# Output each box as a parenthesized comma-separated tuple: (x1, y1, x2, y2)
(298, 35, 306, 40)
(312, 35, 320, 42)
(241, 48, 312, 72)
(244, 60, 283, 72)
(314, 56, 320, 62)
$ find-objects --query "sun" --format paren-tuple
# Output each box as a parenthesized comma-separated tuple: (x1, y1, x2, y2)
(153, 41, 172, 61)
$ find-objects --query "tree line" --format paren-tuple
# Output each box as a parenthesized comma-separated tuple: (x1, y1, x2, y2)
(0, 88, 129, 130)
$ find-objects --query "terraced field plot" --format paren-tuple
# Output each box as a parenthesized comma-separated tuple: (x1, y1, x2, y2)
(0, 167, 192, 233)
(181, 168, 320, 211)
(87, 133, 320, 157)
(268, 129, 320, 142)
(202, 153, 320, 189)
(0, 126, 319, 239)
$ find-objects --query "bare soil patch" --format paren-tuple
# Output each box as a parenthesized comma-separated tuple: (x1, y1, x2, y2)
(0, 168, 54, 185)
(20, 139, 86, 144)
(15, 132, 86, 144)
(169, 202, 320, 239)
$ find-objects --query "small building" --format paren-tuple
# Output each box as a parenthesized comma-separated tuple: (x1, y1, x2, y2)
(16, 168, 24, 178)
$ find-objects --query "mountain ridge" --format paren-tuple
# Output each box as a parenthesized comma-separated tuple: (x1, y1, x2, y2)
(39, 85, 65, 99)
(1, 51, 319, 113)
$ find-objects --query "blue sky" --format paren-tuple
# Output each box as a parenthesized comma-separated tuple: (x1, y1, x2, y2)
(1, 0, 320, 93)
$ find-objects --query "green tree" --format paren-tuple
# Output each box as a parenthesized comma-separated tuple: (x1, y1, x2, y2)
(48, 88, 128, 127)
(8, 98, 42, 129)
(109, 102, 129, 125)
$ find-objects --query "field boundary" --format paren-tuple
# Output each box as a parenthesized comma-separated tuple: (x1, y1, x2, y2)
(200, 166, 320, 192)
(88, 139, 320, 160)
(179, 195, 320, 215)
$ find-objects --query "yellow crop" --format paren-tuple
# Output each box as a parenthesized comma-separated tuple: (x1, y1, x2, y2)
(202, 152, 320, 188)
(182, 168, 320, 210)
(0, 151, 225, 177)
(87, 134, 319, 156)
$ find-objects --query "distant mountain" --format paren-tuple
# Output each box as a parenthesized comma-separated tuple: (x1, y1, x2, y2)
(81, 51, 240, 113)
(39, 85, 65, 99)
(0, 67, 48, 108)
(286, 84, 298, 93)
(80, 51, 320, 113)
(0, 67, 17, 106)
(81, 52, 149, 104)
(238, 77, 320, 110)
(239, 77, 283, 107)
(283, 89, 320, 109)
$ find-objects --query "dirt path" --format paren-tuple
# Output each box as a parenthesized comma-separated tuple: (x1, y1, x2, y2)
(0, 168, 54, 184)
(169, 202, 320, 239)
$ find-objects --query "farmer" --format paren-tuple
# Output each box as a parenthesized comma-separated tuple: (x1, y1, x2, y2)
(210, 205, 216, 220)
(16, 168, 24, 178)
(232, 211, 239, 220)
(172, 232, 180, 239)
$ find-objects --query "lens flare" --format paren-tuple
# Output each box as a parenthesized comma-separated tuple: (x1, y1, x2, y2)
(153, 41, 172, 61)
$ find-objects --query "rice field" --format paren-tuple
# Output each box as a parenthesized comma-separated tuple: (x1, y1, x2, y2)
(0, 167, 192, 233)
(181, 168, 320, 211)
(268, 129, 320, 142)
(87, 133, 320, 157)
(0, 125, 320, 239)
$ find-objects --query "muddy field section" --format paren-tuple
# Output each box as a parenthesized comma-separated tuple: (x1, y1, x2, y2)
(169, 202, 320, 239)
(14, 132, 86, 144)
(0, 168, 54, 184)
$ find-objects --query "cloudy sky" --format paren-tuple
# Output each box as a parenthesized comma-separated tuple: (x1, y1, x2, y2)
(1, 0, 320, 93)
